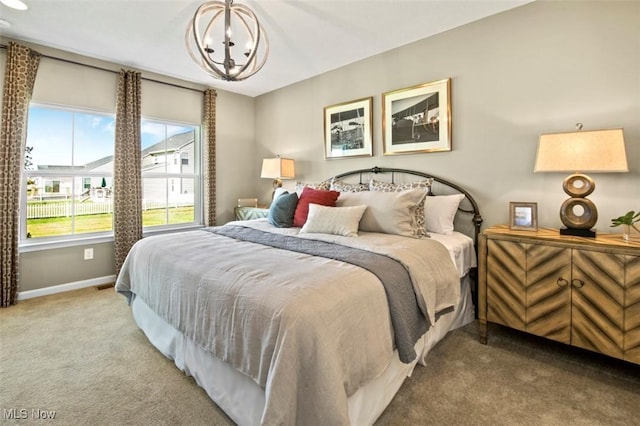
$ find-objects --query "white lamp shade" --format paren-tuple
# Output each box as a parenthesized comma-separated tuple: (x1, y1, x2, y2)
(260, 158, 295, 179)
(534, 128, 628, 173)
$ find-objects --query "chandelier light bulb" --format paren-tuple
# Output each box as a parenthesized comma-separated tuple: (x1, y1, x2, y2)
(186, 0, 269, 82)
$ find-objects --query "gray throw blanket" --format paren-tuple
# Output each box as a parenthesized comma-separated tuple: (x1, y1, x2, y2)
(208, 225, 430, 363)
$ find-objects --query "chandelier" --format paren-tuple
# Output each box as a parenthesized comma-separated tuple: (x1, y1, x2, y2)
(186, 0, 269, 82)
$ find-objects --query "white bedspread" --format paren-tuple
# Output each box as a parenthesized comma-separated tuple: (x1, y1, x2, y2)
(115, 221, 459, 425)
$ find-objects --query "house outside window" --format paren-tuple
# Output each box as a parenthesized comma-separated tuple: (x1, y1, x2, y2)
(22, 104, 201, 245)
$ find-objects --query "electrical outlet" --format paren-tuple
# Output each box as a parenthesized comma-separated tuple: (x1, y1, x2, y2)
(84, 248, 94, 260)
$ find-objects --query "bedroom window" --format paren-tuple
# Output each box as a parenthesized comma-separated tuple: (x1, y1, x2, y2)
(21, 105, 202, 245)
(141, 119, 201, 229)
(22, 105, 116, 241)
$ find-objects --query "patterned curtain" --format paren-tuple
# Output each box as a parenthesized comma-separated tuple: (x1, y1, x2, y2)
(203, 88, 217, 226)
(0, 43, 40, 307)
(113, 70, 142, 275)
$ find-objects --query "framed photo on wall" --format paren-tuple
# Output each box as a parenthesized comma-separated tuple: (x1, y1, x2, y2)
(509, 202, 538, 231)
(382, 78, 451, 155)
(323, 97, 373, 159)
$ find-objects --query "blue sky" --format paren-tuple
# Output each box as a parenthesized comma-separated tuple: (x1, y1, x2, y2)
(26, 106, 194, 169)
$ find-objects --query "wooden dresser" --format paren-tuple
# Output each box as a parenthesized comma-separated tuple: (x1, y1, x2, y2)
(478, 225, 640, 364)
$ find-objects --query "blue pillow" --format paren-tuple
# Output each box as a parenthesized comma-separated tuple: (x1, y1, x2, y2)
(268, 191, 299, 228)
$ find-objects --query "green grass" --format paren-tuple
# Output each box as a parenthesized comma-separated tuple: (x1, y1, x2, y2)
(27, 207, 195, 238)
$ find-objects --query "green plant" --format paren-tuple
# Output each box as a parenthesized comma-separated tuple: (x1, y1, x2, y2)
(610, 210, 640, 233)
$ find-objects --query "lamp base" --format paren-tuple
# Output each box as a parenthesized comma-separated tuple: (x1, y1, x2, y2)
(560, 227, 596, 238)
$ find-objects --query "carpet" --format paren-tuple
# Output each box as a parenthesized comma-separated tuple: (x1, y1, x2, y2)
(1, 287, 638, 425)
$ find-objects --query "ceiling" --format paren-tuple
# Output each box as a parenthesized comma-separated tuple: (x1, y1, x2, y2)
(0, 0, 532, 98)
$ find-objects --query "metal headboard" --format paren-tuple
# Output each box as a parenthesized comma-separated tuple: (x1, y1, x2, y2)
(332, 166, 483, 245)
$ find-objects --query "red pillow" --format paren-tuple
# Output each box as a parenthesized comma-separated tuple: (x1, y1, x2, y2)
(293, 187, 340, 227)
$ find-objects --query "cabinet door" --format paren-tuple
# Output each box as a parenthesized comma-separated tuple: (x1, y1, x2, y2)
(487, 239, 526, 331)
(571, 250, 625, 359)
(526, 244, 571, 344)
(624, 255, 640, 364)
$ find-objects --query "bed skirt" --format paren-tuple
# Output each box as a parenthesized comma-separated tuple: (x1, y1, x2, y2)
(130, 274, 475, 425)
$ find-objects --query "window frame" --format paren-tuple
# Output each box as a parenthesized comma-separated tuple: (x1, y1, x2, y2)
(19, 103, 203, 252)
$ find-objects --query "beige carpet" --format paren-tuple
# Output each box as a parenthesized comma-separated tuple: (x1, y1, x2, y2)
(1, 287, 639, 426)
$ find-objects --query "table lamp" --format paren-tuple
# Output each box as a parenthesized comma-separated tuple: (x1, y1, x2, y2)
(261, 157, 295, 198)
(534, 124, 627, 237)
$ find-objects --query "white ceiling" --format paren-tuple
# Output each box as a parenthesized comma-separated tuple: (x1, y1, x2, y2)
(0, 0, 532, 97)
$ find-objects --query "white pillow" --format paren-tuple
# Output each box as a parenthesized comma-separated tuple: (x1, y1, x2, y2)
(424, 194, 465, 235)
(336, 189, 426, 237)
(299, 204, 367, 237)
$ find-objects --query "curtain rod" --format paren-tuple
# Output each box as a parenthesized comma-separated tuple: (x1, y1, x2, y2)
(0, 43, 207, 94)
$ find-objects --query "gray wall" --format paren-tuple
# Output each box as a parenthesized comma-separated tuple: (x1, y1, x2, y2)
(254, 1, 639, 231)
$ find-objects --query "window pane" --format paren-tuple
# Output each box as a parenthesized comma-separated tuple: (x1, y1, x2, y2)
(74, 112, 116, 168)
(73, 176, 113, 235)
(143, 177, 168, 226)
(141, 121, 167, 172)
(25, 176, 73, 238)
(25, 176, 114, 238)
(26, 107, 73, 168)
(168, 178, 195, 224)
(141, 121, 196, 173)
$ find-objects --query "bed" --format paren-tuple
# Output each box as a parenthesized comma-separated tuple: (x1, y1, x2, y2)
(115, 167, 483, 425)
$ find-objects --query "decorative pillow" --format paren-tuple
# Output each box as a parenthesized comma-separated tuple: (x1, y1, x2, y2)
(369, 178, 433, 193)
(330, 177, 369, 192)
(336, 189, 426, 237)
(295, 180, 331, 193)
(369, 179, 433, 238)
(268, 191, 299, 228)
(424, 194, 465, 235)
(293, 187, 341, 227)
(300, 204, 367, 237)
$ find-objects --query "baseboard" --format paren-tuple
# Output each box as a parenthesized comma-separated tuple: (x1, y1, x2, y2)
(18, 275, 117, 300)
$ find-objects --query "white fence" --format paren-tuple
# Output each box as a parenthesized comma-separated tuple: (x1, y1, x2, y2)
(27, 200, 193, 219)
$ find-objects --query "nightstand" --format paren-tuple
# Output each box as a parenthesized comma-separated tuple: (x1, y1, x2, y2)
(235, 206, 269, 221)
(478, 224, 640, 364)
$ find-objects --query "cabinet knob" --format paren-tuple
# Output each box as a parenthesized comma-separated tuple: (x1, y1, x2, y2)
(572, 279, 585, 288)
(556, 278, 569, 287)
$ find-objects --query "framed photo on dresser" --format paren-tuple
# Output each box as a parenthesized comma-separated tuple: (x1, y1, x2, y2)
(509, 202, 538, 231)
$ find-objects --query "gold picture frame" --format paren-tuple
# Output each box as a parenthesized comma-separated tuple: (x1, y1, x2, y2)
(382, 78, 451, 155)
(323, 97, 373, 159)
(509, 202, 538, 231)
